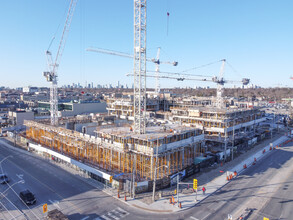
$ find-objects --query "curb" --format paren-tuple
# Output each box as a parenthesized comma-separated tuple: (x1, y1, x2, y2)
(172, 135, 292, 212)
(1, 136, 291, 214)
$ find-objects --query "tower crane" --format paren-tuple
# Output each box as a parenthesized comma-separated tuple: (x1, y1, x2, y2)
(126, 68, 250, 109)
(43, 0, 78, 126)
(216, 59, 226, 108)
(86, 47, 178, 94)
(126, 72, 249, 86)
(133, 0, 146, 134)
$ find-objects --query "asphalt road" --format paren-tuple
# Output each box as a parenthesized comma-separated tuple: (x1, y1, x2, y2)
(1, 138, 293, 220)
(0, 139, 143, 220)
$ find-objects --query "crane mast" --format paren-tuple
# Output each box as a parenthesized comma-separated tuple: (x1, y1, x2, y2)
(154, 47, 161, 94)
(216, 59, 226, 109)
(87, 46, 177, 97)
(133, 0, 147, 134)
(43, 0, 78, 126)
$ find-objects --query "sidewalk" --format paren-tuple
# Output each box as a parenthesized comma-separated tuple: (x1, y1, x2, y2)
(112, 134, 292, 213)
(1, 133, 292, 213)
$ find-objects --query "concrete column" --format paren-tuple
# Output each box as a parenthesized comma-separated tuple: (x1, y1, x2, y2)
(151, 156, 154, 180)
(118, 152, 121, 171)
(182, 148, 184, 167)
(110, 149, 112, 169)
(167, 153, 170, 174)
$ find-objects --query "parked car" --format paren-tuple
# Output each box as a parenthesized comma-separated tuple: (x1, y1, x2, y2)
(19, 190, 36, 205)
(0, 174, 9, 184)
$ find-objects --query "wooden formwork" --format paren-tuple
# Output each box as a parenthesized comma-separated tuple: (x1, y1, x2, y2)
(25, 121, 201, 181)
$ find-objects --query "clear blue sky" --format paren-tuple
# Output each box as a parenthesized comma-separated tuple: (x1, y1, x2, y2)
(1, 0, 293, 89)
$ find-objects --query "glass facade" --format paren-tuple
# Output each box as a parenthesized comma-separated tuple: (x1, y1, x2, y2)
(38, 102, 73, 111)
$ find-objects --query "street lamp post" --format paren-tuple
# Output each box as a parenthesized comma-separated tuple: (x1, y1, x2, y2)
(152, 164, 168, 202)
(1, 180, 25, 195)
(152, 139, 159, 202)
(0, 180, 25, 220)
(0, 155, 13, 174)
(132, 153, 136, 199)
(232, 119, 235, 161)
(224, 121, 228, 162)
(2, 179, 39, 220)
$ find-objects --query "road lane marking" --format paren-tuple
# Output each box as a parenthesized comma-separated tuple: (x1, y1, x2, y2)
(111, 209, 123, 218)
(5, 158, 84, 213)
(107, 211, 120, 220)
(190, 217, 199, 220)
(101, 215, 112, 220)
(116, 207, 129, 217)
(81, 217, 90, 220)
(210, 200, 224, 211)
(201, 212, 211, 220)
(49, 199, 61, 209)
(16, 174, 23, 179)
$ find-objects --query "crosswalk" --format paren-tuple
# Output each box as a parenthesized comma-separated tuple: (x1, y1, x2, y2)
(94, 207, 129, 220)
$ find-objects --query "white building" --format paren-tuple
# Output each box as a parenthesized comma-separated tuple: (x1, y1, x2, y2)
(8, 110, 34, 126)
(23, 87, 38, 93)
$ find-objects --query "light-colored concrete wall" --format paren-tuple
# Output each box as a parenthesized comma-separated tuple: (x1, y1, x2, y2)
(60, 102, 107, 117)
(9, 111, 34, 126)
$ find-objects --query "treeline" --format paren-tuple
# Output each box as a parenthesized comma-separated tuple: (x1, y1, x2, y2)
(168, 88, 293, 101)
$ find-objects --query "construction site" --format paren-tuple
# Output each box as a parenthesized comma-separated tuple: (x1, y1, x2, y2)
(24, 119, 204, 191)
(21, 0, 268, 194)
(170, 106, 266, 141)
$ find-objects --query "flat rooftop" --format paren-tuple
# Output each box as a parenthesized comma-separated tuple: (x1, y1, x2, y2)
(173, 106, 260, 114)
(96, 124, 200, 141)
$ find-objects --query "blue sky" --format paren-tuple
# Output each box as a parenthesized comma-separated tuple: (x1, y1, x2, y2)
(1, 0, 293, 89)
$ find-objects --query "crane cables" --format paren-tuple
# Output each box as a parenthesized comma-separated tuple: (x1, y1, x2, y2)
(146, 70, 212, 78)
(180, 59, 224, 74)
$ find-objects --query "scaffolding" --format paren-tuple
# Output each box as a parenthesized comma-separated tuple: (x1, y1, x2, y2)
(170, 106, 266, 141)
(24, 120, 204, 182)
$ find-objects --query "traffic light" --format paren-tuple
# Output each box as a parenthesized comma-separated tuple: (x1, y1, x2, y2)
(193, 179, 198, 190)
(109, 176, 113, 183)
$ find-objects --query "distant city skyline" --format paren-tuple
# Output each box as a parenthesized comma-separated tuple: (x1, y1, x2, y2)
(1, 1, 293, 88)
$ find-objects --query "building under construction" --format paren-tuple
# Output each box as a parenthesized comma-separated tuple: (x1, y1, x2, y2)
(170, 106, 266, 143)
(24, 119, 204, 188)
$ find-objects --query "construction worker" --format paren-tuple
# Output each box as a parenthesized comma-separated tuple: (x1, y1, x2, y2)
(202, 186, 206, 195)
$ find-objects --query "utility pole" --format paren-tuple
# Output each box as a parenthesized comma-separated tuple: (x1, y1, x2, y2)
(271, 113, 275, 139)
(13, 130, 16, 147)
(132, 154, 136, 198)
(224, 120, 227, 162)
(232, 119, 235, 161)
(152, 139, 159, 202)
(177, 174, 179, 206)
